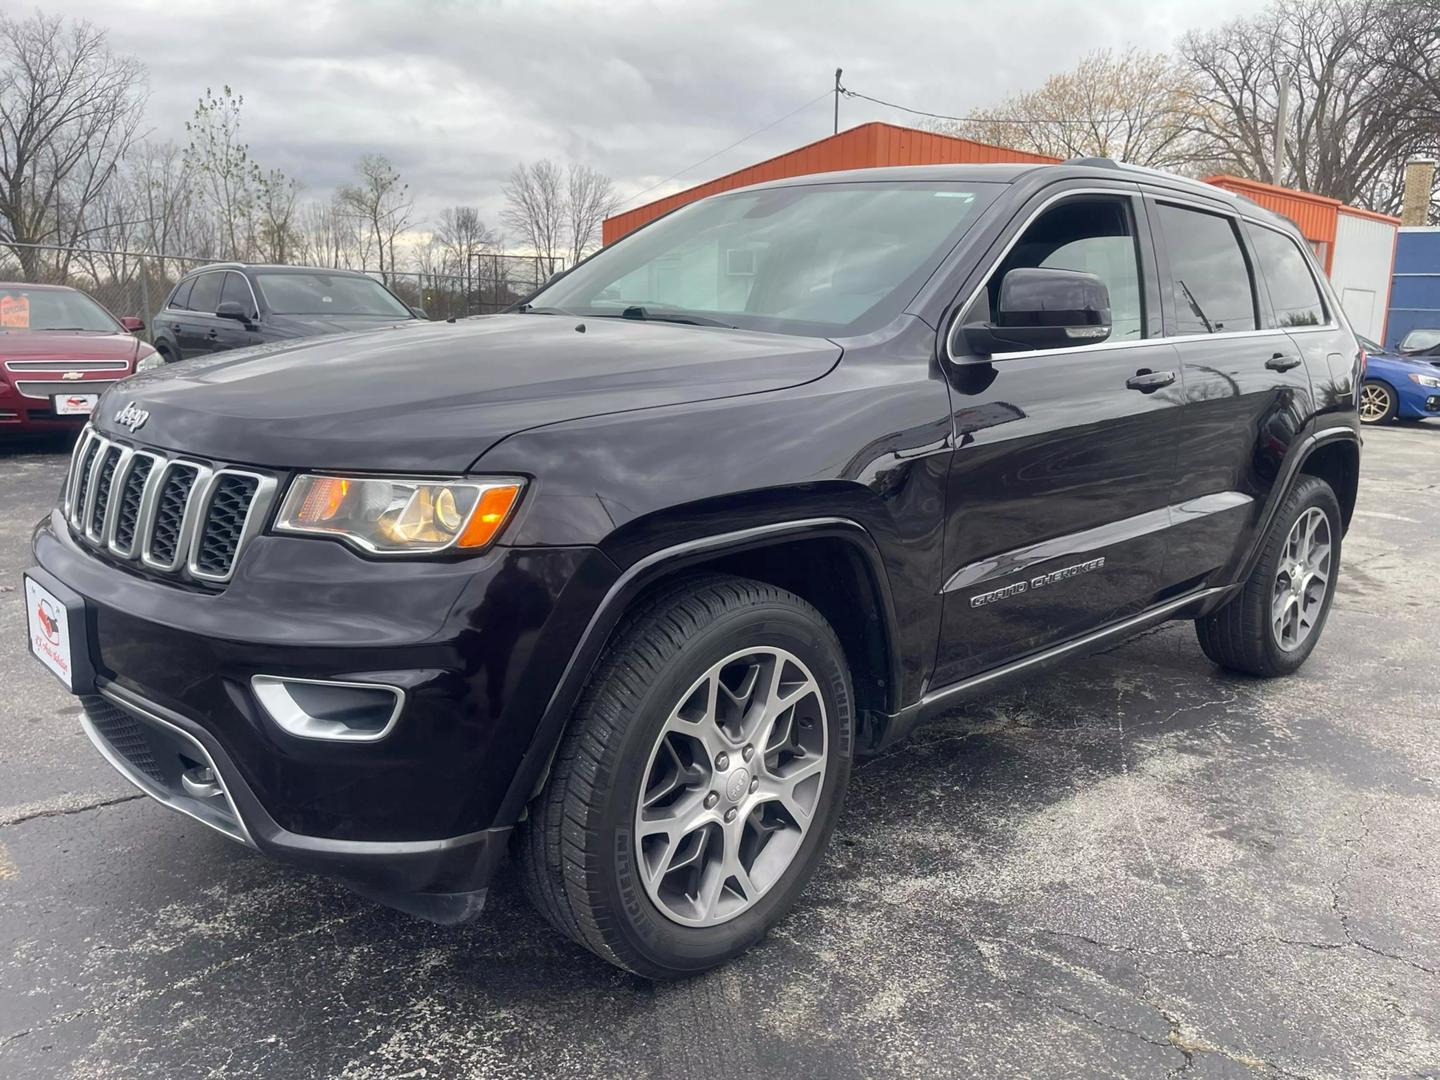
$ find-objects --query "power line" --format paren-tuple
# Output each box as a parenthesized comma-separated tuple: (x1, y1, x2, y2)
(840, 84, 1125, 127)
(615, 89, 833, 211)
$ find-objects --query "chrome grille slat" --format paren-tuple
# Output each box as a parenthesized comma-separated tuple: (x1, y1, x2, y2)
(6, 359, 131, 372)
(15, 378, 120, 400)
(63, 426, 277, 585)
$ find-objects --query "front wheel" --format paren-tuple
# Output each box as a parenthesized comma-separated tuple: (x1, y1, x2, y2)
(516, 574, 854, 978)
(1195, 475, 1341, 677)
(1359, 379, 1397, 424)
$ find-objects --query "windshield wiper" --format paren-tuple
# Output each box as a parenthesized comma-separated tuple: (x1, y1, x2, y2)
(1177, 280, 1214, 334)
(515, 303, 578, 316)
(615, 305, 735, 328)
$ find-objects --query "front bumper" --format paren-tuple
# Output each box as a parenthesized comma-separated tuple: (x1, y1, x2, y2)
(31, 507, 619, 911)
(79, 682, 508, 917)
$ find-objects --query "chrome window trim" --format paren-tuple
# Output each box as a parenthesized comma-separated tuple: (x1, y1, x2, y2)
(139, 461, 214, 573)
(945, 184, 1340, 364)
(945, 185, 1145, 363)
(187, 470, 279, 583)
(250, 675, 406, 743)
(182, 267, 261, 318)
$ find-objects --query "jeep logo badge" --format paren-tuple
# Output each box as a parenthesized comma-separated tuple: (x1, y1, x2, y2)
(113, 400, 150, 432)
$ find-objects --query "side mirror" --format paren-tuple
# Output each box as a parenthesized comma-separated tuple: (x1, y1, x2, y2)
(215, 300, 253, 324)
(961, 267, 1111, 356)
(119, 316, 145, 334)
(408, 305, 428, 320)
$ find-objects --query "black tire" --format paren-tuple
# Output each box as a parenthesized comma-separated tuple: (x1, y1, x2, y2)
(1195, 475, 1341, 677)
(1360, 379, 1397, 424)
(516, 574, 854, 978)
(156, 341, 177, 364)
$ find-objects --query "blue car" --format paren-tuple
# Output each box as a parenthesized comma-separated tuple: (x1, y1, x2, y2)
(1359, 334, 1440, 425)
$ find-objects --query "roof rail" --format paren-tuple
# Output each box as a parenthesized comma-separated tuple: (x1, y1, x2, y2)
(1066, 156, 1122, 169)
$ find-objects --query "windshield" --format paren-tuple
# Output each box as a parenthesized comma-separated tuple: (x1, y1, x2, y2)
(528, 181, 1002, 336)
(254, 272, 413, 317)
(1399, 328, 1440, 352)
(0, 287, 121, 332)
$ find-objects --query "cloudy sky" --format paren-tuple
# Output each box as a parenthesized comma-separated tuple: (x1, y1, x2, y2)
(44, 0, 1261, 242)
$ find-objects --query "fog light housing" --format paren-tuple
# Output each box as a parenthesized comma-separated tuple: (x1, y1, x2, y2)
(251, 676, 404, 742)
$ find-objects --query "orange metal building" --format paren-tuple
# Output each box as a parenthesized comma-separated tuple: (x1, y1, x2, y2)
(601, 122, 1059, 244)
(1204, 175, 1344, 269)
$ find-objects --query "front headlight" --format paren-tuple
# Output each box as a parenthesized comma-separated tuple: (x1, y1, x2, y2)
(1407, 373, 1440, 388)
(274, 474, 524, 554)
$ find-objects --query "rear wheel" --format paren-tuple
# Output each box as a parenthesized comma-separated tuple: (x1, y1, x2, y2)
(1195, 475, 1341, 677)
(516, 574, 854, 977)
(1359, 379, 1396, 423)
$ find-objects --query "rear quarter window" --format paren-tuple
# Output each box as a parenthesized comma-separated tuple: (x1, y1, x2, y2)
(1249, 225, 1326, 328)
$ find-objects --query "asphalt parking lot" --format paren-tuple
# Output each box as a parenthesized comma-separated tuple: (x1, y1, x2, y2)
(1, 425, 1437, 1080)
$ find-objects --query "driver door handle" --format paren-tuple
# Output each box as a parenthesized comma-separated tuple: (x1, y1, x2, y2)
(1266, 353, 1302, 372)
(206, 328, 219, 339)
(1126, 369, 1176, 392)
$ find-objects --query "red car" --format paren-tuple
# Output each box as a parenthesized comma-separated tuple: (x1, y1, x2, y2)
(1, 283, 157, 437)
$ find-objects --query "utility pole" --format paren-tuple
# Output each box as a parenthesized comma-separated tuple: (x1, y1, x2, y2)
(1271, 80, 1290, 186)
(834, 68, 843, 135)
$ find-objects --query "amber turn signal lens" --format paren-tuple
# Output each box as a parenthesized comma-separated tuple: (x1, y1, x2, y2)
(296, 476, 348, 523)
(457, 483, 523, 549)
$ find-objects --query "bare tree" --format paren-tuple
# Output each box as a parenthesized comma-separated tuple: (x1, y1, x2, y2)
(126, 141, 207, 270)
(502, 160, 566, 265)
(297, 197, 359, 268)
(433, 205, 498, 277)
(337, 153, 412, 280)
(1180, 0, 1440, 208)
(566, 163, 618, 265)
(930, 49, 1203, 170)
(0, 11, 146, 278)
(255, 168, 301, 263)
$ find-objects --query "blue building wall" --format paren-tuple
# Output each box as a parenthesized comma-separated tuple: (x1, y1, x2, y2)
(1388, 229, 1440, 349)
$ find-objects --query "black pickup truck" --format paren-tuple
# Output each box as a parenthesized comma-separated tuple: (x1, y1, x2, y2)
(25, 159, 1361, 978)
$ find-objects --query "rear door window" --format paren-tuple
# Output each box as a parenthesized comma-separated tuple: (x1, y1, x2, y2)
(1249, 226, 1326, 328)
(1155, 204, 1257, 334)
(186, 272, 223, 314)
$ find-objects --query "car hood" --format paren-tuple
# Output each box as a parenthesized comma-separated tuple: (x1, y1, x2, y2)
(92, 315, 841, 472)
(266, 312, 417, 335)
(1371, 352, 1440, 376)
(0, 330, 139, 363)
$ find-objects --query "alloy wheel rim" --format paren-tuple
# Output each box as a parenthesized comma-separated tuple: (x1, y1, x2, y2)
(1272, 506, 1331, 652)
(1359, 384, 1390, 421)
(633, 646, 827, 927)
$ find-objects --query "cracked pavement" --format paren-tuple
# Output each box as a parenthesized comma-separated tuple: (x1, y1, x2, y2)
(2, 424, 1438, 1079)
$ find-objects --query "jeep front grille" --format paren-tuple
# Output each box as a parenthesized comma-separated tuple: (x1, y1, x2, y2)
(64, 427, 278, 584)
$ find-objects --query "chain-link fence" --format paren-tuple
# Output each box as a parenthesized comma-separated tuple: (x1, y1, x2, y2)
(384, 255, 566, 320)
(0, 243, 566, 331)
